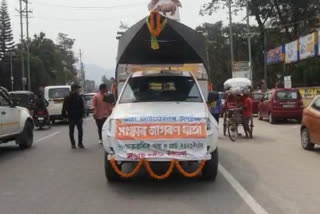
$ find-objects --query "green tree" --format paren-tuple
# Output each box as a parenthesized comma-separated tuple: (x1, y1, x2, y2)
(196, 22, 265, 89)
(0, 0, 14, 59)
(56, 33, 78, 84)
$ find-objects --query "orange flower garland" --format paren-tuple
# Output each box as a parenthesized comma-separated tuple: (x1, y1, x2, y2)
(149, 11, 162, 37)
(110, 158, 208, 180)
(144, 159, 176, 180)
(110, 158, 144, 178)
(175, 160, 207, 178)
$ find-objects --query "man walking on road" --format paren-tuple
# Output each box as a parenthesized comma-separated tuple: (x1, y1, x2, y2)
(92, 84, 113, 144)
(62, 84, 85, 149)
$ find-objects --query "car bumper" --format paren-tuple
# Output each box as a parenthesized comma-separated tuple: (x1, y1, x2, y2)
(272, 110, 302, 119)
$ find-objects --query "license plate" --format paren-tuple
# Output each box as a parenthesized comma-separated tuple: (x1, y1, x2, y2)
(283, 104, 294, 108)
(38, 117, 44, 121)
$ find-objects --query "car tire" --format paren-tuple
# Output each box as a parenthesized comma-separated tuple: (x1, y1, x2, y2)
(202, 149, 218, 181)
(301, 128, 314, 150)
(17, 121, 34, 149)
(104, 152, 121, 182)
(258, 111, 263, 120)
(269, 113, 276, 124)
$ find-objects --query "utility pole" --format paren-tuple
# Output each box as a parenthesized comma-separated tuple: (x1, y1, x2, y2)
(24, 0, 31, 91)
(228, 0, 234, 76)
(10, 53, 14, 91)
(79, 49, 85, 91)
(18, 0, 25, 90)
(264, 30, 268, 89)
(246, 0, 252, 81)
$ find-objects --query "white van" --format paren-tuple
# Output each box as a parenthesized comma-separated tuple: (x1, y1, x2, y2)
(44, 85, 71, 123)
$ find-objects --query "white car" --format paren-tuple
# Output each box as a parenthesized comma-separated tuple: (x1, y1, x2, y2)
(0, 87, 34, 149)
(102, 70, 219, 181)
(44, 85, 71, 123)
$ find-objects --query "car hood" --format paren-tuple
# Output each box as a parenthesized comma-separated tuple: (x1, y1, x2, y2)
(111, 102, 208, 120)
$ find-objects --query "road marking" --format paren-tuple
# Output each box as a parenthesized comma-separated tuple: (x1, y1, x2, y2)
(219, 164, 269, 214)
(35, 132, 60, 143)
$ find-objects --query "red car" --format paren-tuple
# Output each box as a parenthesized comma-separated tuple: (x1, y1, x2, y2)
(252, 92, 263, 114)
(258, 88, 303, 124)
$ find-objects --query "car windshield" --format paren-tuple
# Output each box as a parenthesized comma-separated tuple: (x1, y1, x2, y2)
(120, 75, 203, 103)
(219, 93, 225, 100)
(84, 95, 94, 102)
(10, 94, 33, 107)
(276, 91, 299, 100)
(253, 93, 263, 100)
(49, 88, 70, 99)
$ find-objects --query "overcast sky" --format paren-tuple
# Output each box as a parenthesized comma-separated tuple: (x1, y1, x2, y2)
(8, 0, 248, 71)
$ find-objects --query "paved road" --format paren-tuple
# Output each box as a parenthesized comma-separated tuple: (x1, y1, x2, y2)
(1, 117, 320, 214)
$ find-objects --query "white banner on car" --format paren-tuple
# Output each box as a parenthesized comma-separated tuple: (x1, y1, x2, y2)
(112, 117, 208, 160)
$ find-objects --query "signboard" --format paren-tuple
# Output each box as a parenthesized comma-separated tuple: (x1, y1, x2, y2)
(232, 61, 250, 79)
(267, 46, 285, 64)
(298, 87, 320, 107)
(112, 117, 208, 160)
(284, 76, 292, 89)
(299, 87, 320, 99)
(285, 40, 299, 64)
(148, 0, 182, 22)
(299, 32, 316, 60)
(318, 29, 320, 56)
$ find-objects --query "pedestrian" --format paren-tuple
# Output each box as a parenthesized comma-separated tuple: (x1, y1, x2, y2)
(208, 91, 222, 123)
(92, 84, 113, 144)
(242, 92, 253, 138)
(62, 84, 85, 149)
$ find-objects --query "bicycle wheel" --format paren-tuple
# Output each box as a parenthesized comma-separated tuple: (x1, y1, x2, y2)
(223, 114, 227, 136)
(228, 122, 238, 142)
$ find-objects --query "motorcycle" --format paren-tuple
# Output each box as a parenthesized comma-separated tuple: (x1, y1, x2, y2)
(33, 109, 51, 129)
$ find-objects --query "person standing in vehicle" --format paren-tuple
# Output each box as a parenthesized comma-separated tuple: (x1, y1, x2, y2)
(208, 91, 222, 123)
(92, 84, 113, 144)
(62, 84, 85, 149)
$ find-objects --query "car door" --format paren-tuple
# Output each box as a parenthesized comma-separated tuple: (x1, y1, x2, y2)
(309, 97, 320, 144)
(0, 93, 20, 136)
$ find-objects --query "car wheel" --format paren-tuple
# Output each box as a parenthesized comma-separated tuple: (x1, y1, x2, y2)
(258, 111, 263, 120)
(269, 113, 276, 124)
(301, 128, 314, 150)
(104, 152, 121, 182)
(202, 149, 218, 181)
(17, 121, 34, 149)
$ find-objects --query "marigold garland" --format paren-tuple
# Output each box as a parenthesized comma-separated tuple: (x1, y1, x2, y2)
(144, 159, 176, 180)
(149, 11, 161, 37)
(146, 11, 167, 50)
(175, 160, 207, 178)
(110, 158, 144, 178)
(110, 158, 208, 180)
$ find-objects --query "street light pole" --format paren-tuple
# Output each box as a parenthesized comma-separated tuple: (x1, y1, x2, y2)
(246, 0, 253, 81)
(10, 53, 14, 91)
(228, 0, 234, 76)
(25, 0, 31, 91)
(19, 0, 25, 90)
(264, 30, 268, 89)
